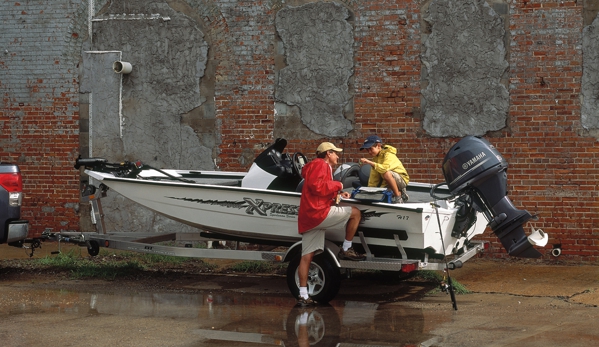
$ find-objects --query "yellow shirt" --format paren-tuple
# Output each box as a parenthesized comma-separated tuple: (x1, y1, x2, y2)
(368, 145, 410, 187)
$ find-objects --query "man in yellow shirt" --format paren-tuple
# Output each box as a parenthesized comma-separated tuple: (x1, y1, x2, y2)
(359, 135, 410, 203)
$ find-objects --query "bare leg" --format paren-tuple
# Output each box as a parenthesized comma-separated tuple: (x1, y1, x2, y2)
(298, 252, 314, 287)
(344, 206, 361, 241)
(298, 324, 310, 347)
(338, 206, 366, 260)
(383, 171, 400, 197)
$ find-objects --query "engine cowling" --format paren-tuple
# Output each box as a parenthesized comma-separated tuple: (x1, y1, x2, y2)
(441, 136, 545, 258)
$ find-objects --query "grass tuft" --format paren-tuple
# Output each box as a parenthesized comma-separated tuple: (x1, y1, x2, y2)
(415, 270, 470, 295)
(226, 260, 286, 274)
(35, 249, 144, 280)
(32, 249, 217, 280)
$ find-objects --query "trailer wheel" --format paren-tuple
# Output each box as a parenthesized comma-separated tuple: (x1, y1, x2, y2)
(284, 305, 340, 347)
(87, 240, 100, 257)
(286, 252, 341, 304)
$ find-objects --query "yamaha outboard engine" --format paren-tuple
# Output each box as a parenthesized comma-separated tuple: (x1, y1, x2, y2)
(441, 136, 547, 258)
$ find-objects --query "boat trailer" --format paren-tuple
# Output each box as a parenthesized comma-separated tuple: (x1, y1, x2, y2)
(37, 181, 488, 309)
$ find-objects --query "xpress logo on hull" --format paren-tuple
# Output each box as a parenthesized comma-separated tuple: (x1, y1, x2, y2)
(167, 196, 299, 217)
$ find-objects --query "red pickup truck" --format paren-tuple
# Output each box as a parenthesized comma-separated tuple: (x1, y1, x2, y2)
(0, 164, 29, 246)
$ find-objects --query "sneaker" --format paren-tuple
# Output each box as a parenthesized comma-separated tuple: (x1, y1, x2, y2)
(296, 297, 317, 307)
(338, 247, 366, 261)
(401, 188, 409, 203)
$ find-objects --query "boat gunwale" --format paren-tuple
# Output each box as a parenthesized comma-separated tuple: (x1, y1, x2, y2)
(88, 171, 445, 213)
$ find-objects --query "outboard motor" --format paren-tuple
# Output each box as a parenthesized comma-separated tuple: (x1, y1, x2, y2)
(441, 136, 548, 258)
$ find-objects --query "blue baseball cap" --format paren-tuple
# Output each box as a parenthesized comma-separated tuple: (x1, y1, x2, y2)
(360, 135, 382, 150)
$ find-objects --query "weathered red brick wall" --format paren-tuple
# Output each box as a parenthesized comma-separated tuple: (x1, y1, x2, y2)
(211, 1, 276, 171)
(1, 0, 597, 262)
(501, 0, 597, 262)
(0, 1, 83, 238)
(214, 0, 597, 262)
(0, 104, 81, 238)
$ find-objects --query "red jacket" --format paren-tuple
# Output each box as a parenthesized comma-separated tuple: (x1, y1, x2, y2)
(298, 158, 343, 234)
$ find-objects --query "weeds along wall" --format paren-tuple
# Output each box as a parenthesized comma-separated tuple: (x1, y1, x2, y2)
(1, 0, 598, 262)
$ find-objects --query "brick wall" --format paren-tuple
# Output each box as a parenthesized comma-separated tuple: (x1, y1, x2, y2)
(213, 0, 278, 171)
(0, 0, 83, 237)
(214, 0, 597, 262)
(502, 0, 597, 261)
(1, 0, 597, 262)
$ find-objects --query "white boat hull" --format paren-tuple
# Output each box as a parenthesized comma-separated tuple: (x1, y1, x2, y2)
(87, 169, 488, 258)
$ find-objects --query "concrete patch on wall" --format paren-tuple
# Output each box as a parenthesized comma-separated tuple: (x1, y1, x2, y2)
(273, 103, 324, 141)
(91, 1, 212, 169)
(80, 0, 214, 234)
(81, 51, 125, 157)
(581, 15, 599, 130)
(274, 1, 354, 137)
(421, 0, 509, 137)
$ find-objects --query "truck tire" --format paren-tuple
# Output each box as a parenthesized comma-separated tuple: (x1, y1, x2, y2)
(286, 252, 341, 304)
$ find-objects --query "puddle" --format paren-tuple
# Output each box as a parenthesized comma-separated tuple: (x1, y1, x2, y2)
(0, 286, 439, 346)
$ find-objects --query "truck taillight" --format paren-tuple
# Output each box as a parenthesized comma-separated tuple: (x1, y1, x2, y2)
(0, 172, 23, 206)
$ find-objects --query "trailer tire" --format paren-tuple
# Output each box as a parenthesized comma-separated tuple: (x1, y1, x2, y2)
(87, 240, 100, 257)
(284, 305, 340, 347)
(286, 252, 341, 304)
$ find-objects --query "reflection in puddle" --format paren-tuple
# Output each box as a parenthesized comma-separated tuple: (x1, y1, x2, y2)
(2, 288, 440, 346)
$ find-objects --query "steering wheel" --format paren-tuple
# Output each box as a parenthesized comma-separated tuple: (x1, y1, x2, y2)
(336, 164, 360, 188)
(292, 152, 308, 176)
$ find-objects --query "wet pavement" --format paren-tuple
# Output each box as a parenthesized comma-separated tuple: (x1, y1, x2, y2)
(1, 276, 598, 347)
(1, 243, 599, 346)
(0, 278, 436, 346)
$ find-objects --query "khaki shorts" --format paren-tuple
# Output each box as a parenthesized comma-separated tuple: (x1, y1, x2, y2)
(301, 206, 352, 256)
(390, 171, 407, 190)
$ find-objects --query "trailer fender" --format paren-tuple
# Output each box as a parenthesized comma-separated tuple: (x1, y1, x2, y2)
(283, 240, 341, 268)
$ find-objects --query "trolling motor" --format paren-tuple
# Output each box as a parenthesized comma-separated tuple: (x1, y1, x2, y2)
(441, 136, 548, 258)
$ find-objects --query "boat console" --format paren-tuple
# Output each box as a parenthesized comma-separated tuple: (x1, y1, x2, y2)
(241, 138, 306, 192)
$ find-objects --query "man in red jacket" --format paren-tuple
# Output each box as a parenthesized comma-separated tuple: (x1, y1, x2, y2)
(296, 142, 365, 306)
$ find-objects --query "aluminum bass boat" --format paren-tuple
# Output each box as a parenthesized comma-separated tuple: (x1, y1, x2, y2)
(74, 136, 549, 305)
(75, 137, 547, 261)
